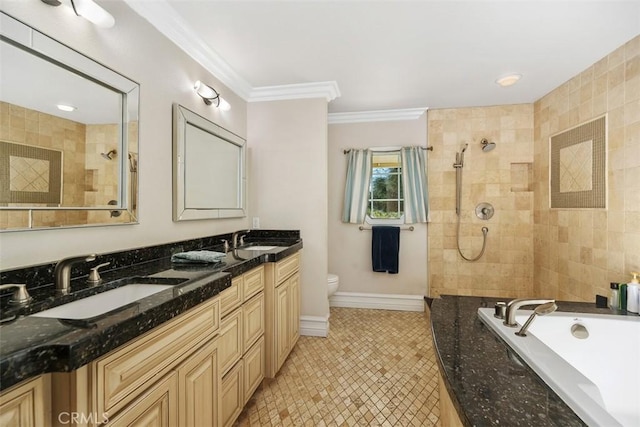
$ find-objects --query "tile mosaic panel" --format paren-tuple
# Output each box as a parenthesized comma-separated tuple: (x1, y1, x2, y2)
(550, 116, 606, 209)
(0, 140, 62, 204)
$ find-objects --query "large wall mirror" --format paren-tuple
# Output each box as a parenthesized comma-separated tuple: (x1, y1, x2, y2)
(173, 104, 246, 221)
(0, 12, 140, 231)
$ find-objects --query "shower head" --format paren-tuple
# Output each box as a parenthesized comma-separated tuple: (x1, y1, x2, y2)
(481, 139, 496, 152)
(101, 149, 117, 160)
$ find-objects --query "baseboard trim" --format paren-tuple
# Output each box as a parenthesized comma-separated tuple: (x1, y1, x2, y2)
(300, 314, 330, 337)
(329, 291, 425, 312)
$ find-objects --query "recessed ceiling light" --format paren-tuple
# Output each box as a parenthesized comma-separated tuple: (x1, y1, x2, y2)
(56, 104, 76, 112)
(496, 74, 522, 87)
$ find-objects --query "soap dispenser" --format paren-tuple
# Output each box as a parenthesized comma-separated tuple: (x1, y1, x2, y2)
(626, 272, 640, 314)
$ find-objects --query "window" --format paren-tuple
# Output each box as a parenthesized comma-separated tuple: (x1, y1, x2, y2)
(367, 151, 403, 220)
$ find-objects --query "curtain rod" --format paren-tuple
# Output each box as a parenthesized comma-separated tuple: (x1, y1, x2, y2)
(343, 146, 432, 154)
(358, 225, 415, 231)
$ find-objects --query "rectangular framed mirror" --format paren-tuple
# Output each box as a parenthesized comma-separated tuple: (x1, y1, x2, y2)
(172, 104, 246, 221)
(0, 12, 140, 232)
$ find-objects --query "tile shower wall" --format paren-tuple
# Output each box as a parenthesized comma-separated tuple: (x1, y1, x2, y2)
(0, 101, 88, 228)
(427, 105, 535, 298)
(0, 102, 129, 228)
(533, 35, 640, 301)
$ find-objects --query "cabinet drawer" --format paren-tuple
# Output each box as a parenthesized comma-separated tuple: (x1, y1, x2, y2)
(220, 362, 243, 427)
(243, 266, 264, 301)
(219, 309, 243, 376)
(274, 253, 300, 284)
(243, 292, 264, 351)
(220, 277, 243, 317)
(106, 372, 178, 427)
(243, 337, 265, 405)
(94, 298, 219, 417)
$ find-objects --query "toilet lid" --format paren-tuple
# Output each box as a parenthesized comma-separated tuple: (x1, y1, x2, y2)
(327, 274, 339, 284)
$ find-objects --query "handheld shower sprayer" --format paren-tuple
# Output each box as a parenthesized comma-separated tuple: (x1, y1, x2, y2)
(453, 143, 468, 168)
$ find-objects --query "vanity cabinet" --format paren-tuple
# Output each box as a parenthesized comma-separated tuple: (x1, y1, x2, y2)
(50, 297, 220, 427)
(218, 265, 265, 427)
(0, 375, 51, 427)
(264, 252, 301, 378)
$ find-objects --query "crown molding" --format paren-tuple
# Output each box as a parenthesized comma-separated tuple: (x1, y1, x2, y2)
(249, 81, 341, 103)
(328, 107, 428, 124)
(123, 0, 253, 100)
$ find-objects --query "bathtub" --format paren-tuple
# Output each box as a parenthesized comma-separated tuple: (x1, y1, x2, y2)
(478, 307, 640, 427)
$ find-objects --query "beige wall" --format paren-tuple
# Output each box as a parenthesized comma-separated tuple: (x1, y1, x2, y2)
(533, 35, 640, 301)
(328, 116, 428, 296)
(248, 98, 329, 319)
(427, 105, 535, 298)
(0, 1, 249, 269)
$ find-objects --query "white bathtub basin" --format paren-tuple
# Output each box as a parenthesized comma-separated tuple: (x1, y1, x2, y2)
(31, 284, 172, 320)
(478, 308, 640, 427)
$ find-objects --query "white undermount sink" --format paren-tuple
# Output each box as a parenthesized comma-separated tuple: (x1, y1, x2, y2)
(240, 245, 278, 251)
(31, 284, 172, 320)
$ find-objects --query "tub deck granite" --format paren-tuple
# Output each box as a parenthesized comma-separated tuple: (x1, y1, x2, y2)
(429, 295, 627, 427)
(0, 237, 302, 392)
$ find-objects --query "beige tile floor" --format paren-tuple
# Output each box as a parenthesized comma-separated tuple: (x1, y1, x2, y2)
(235, 307, 441, 426)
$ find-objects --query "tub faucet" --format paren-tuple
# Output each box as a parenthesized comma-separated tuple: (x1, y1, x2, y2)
(504, 298, 555, 327)
(231, 230, 250, 249)
(54, 254, 97, 295)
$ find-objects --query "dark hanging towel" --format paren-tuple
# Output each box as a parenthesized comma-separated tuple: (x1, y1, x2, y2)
(371, 226, 400, 274)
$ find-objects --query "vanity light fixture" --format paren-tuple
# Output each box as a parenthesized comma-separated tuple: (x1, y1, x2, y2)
(56, 104, 76, 112)
(40, 0, 115, 29)
(194, 81, 231, 111)
(495, 73, 522, 87)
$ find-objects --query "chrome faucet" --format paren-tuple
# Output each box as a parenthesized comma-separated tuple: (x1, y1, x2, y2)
(504, 298, 555, 327)
(54, 254, 97, 295)
(231, 230, 250, 249)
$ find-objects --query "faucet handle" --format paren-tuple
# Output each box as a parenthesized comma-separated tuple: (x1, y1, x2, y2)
(0, 284, 32, 306)
(221, 239, 230, 253)
(87, 262, 111, 285)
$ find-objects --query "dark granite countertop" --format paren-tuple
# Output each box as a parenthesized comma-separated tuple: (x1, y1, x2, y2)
(430, 295, 625, 427)
(0, 239, 302, 392)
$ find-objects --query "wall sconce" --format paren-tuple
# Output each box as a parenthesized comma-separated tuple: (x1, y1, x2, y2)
(194, 81, 231, 111)
(41, 0, 115, 28)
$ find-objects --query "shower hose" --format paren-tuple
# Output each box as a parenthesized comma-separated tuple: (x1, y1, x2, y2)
(456, 216, 489, 262)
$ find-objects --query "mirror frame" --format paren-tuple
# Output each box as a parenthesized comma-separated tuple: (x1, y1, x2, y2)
(172, 104, 246, 221)
(0, 12, 140, 232)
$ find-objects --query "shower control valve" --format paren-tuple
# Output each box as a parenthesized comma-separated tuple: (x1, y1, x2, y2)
(475, 202, 494, 220)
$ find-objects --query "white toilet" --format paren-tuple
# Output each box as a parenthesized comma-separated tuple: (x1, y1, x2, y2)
(327, 274, 339, 298)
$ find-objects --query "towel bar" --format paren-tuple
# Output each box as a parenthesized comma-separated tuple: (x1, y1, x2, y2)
(358, 226, 414, 231)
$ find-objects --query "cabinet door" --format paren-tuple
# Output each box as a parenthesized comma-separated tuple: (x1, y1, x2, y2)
(0, 376, 50, 427)
(219, 309, 243, 376)
(177, 339, 218, 427)
(242, 292, 264, 351)
(243, 337, 265, 405)
(219, 362, 243, 427)
(275, 283, 290, 372)
(289, 272, 300, 348)
(106, 372, 178, 427)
